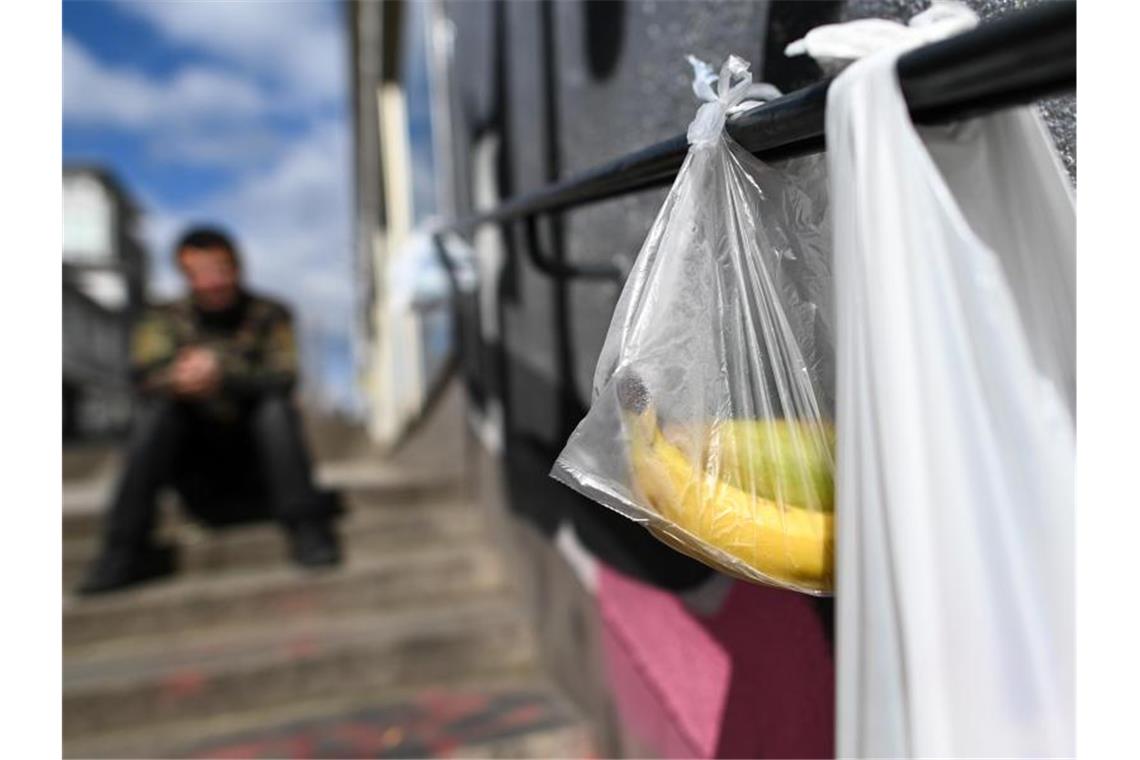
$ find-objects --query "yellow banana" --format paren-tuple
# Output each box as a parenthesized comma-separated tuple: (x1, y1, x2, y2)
(619, 377, 834, 592)
(666, 419, 835, 512)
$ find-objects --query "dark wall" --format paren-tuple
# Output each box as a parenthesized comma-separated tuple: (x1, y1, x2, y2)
(440, 0, 1074, 588)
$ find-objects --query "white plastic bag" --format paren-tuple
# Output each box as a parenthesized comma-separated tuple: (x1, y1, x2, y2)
(553, 56, 836, 594)
(825, 22, 1075, 760)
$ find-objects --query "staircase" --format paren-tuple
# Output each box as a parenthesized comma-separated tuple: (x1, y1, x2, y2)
(62, 391, 593, 758)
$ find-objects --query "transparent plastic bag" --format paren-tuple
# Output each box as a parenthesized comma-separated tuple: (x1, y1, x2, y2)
(552, 56, 835, 595)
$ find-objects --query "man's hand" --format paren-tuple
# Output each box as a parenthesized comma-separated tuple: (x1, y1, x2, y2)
(169, 347, 222, 399)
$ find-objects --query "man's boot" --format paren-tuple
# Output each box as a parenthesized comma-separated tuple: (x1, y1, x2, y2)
(287, 518, 341, 568)
(77, 543, 176, 595)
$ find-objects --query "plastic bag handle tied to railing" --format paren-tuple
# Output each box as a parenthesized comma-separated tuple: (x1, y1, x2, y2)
(686, 55, 781, 147)
(784, 0, 978, 67)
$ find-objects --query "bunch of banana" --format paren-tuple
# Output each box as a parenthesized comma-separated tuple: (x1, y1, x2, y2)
(618, 375, 835, 593)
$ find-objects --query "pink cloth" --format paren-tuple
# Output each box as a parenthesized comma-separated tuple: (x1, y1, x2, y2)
(598, 565, 835, 758)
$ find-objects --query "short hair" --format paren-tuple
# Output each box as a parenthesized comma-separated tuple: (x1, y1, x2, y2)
(174, 226, 241, 269)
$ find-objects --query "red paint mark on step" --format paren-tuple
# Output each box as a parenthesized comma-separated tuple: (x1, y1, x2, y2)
(420, 689, 484, 719)
(497, 703, 545, 728)
(159, 668, 206, 702)
(284, 635, 320, 660)
(275, 591, 319, 615)
(332, 721, 395, 753)
(286, 733, 314, 758)
(433, 736, 460, 757)
(200, 741, 263, 759)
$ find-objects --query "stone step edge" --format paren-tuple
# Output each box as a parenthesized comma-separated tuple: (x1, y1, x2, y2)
(61, 490, 474, 543)
(60, 532, 488, 591)
(62, 470, 468, 517)
(63, 546, 508, 642)
(62, 673, 573, 758)
(64, 554, 507, 646)
(64, 594, 530, 692)
(62, 498, 482, 560)
(63, 610, 540, 741)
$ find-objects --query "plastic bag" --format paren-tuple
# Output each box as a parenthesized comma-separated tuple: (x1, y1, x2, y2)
(552, 55, 836, 595)
(822, 13, 1075, 758)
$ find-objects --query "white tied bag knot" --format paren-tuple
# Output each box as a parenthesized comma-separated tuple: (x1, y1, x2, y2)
(785, 0, 979, 68)
(686, 54, 781, 147)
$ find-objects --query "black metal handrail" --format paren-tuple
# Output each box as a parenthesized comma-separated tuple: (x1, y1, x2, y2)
(436, 0, 1074, 246)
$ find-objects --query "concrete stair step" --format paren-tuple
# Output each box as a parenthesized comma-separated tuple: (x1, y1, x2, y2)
(64, 597, 537, 739)
(64, 544, 505, 648)
(62, 444, 118, 482)
(62, 468, 467, 542)
(63, 498, 482, 587)
(62, 680, 594, 759)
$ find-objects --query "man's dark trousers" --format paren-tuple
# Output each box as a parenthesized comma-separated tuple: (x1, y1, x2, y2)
(101, 392, 334, 554)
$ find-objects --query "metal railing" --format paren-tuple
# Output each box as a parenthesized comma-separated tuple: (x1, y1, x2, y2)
(434, 0, 1075, 282)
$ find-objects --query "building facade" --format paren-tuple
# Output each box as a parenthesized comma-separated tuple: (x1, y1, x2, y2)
(62, 167, 148, 439)
(348, 0, 455, 448)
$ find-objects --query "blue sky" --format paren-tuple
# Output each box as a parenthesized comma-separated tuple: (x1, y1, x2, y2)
(63, 0, 357, 411)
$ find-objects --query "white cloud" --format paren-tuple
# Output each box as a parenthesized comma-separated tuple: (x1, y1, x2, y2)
(112, 0, 345, 107)
(63, 36, 268, 129)
(147, 124, 285, 167)
(65, 36, 289, 169)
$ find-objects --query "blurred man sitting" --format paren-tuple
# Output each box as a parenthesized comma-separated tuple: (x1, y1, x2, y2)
(79, 227, 342, 595)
